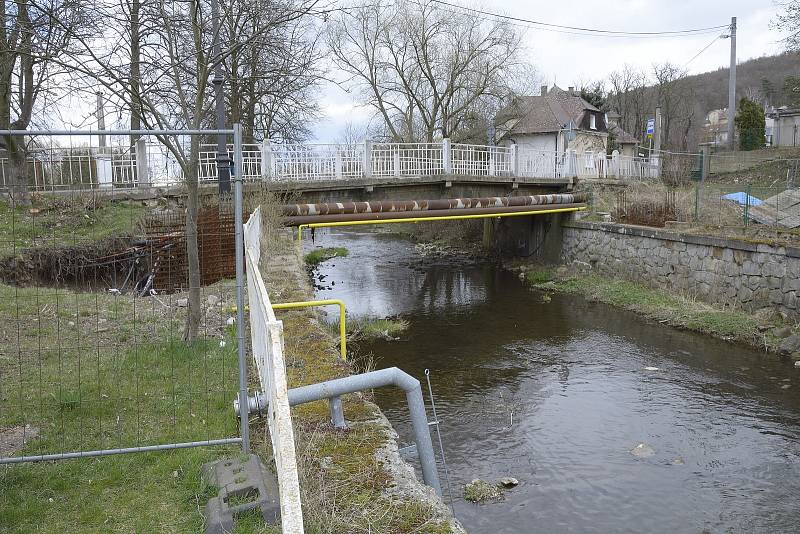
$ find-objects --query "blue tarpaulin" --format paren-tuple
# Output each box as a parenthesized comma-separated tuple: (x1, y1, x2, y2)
(722, 192, 763, 206)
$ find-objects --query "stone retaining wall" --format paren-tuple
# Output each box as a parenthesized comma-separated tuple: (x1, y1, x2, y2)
(561, 221, 800, 316)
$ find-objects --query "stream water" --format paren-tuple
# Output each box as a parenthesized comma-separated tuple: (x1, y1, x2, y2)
(308, 228, 800, 534)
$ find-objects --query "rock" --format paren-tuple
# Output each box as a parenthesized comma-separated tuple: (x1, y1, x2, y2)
(320, 456, 333, 470)
(464, 479, 503, 503)
(671, 457, 685, 466)
(779, 335, 800, 355)
(757, 325, 770, 333)
(795, 360, 800, 368)
(630, 443, 655, 458)
(176, 298, 189, 307)
(498, 477, 519, 488)
(226, 317, 235, 325)
(207, 294, 221, 306)
(772, 326, 793, 339)
(782, 384, 792, 389)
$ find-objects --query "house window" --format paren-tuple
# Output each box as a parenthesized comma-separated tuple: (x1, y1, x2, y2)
(589, 113, 597, 130)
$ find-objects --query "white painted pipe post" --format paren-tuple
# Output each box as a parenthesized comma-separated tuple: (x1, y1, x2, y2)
(489, 148, 496, 176)
(442, 138, 452, 174)
(260, 139, 273, 180)
(393, 147, 400, 177)
(135, 138, 149, 187)
(335, 147, 343, 180)
(510, 144, 518, 176)
(363, 140, 373, 178)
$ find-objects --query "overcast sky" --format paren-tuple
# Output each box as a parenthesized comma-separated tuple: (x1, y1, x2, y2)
(312, 0, 787, 142)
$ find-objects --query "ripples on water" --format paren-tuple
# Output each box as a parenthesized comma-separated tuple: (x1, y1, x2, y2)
(309, 228, 800, 533)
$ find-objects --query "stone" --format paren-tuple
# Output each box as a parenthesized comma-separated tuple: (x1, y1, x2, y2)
(464, 479, 503, 503)
(630, 443, 655, 458)
(207, 294, 221, 306)
(176, 298, 189, 307)
(671, 457, 685, 466)
(795, 360, 800, 368)
(773, 326, 793, 339)
(499, 477, 519, 488)
(779, 335, 800, 356)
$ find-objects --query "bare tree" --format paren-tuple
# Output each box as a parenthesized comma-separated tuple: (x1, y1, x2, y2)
(63, 0, 319, 340)
(327, 0, 527, 142)
(222, 0, 324, 142)
(652, 62, 694, 150)
(773, 1, 800, 51)
(608, 65, 651, 142)
(0, 0, 93, 204)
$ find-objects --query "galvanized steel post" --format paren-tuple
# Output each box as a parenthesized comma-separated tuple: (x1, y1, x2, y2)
(233, 123, 250, 453)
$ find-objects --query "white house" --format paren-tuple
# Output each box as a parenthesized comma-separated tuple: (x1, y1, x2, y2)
(494, 85, 610, 155)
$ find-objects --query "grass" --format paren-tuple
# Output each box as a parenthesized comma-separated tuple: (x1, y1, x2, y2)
(0, 196, 146, 256)
(523, 268, 785, 351)
(0, 279, 241, 533)
(304, 247, 348, 267)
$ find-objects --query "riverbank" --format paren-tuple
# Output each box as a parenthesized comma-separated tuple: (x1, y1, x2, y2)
(515, 262, 800, 358)
(259, 229, 462, 533)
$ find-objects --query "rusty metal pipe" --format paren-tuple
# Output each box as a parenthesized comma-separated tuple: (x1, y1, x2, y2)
(282, 192, 587, 217)
(285, 203, 585, 226)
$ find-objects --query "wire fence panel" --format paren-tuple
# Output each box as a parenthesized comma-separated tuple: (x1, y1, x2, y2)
(0, 130, 242, 464)
(243, 208, 303, 533)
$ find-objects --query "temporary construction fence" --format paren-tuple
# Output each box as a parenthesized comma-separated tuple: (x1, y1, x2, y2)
(0, 128, 249, 465)
(242, 207, 303, 532)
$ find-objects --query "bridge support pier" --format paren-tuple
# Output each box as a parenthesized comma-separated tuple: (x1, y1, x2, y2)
(491, 213, 567, 261)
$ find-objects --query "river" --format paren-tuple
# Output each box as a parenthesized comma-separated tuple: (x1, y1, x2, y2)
(308, 227, 800, 534)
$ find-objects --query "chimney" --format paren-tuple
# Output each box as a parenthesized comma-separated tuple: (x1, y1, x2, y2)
(568, 86, 575, 94)
(541, 85, 548, 96)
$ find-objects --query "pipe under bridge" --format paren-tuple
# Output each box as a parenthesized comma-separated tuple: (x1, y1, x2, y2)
(282, 192, 587, 226)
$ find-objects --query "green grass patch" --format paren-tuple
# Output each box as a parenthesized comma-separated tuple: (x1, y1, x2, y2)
(304, 246, 348, 267)
(527, 271, 778, 350)
(0, 280, 240, 533)
(0, 197, 146, 256)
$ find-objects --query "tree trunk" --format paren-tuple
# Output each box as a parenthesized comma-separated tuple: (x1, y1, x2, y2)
(183, 135, 202, 342)
(7, 137, 30, 205)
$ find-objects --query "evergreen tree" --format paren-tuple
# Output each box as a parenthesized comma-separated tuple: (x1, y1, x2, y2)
(734, 97, 766, 151)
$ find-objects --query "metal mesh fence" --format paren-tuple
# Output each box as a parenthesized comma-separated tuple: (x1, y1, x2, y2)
(0, 130, 243, 463)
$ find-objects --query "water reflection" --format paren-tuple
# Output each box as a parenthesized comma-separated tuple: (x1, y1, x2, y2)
(310, 228, 800, 534)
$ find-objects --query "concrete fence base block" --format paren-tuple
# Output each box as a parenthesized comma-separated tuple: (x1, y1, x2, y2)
(202, 454, 281, 534)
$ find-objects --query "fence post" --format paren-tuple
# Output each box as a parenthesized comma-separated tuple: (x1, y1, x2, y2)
(489, 148, 496, 176)
(363, 140, 373, 178)
(233, 123, 250, 454)
(510, 144, 518, 176)
(393, 147, 400, 177)
(442, 138, 452, 174)
(335, 148, 343, 180)
(260, 139, 273, 180)
(744, 183, 751, 228)
(135, 138, 150, 187)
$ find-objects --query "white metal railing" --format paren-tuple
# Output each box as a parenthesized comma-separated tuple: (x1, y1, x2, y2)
(243, 208, 304, 533)
(0, 137, 666, 191)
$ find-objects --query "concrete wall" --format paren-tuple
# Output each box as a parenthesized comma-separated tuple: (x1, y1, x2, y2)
(561, 221, 800, 316)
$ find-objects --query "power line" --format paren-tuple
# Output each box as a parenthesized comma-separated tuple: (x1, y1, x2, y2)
(429, 0, 730, 37)
(684, 33, 726, 67)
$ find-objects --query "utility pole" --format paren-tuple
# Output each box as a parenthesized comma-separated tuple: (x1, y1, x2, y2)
(726, 16, 737, 151)
(211, 0, 231, 194)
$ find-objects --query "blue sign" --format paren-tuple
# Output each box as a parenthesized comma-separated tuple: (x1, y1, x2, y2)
(646, 118, 655, 137)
